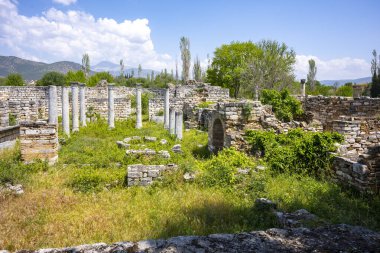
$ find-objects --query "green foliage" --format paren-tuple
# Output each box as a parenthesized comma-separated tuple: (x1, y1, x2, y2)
(199, 148, 255, 187)
(260, 89, 303, 122)
(65, 70, 86, 85)
(130, 93, 152, 115)
(207, 41, 261, 98)
(66, 167, 124, 193)
(180, 36, 191, 82)
(244, 129, 344, 178)
(0, 77, 6, 86)
(0, 144, 48, 185)
(37, 71, 66, 86)
(196, 101, 215, 108)
(5, 73, 24, 86)
(87, 71, 114, 87)
(8, 113, 17, 126)
(335, 84, 353, 97)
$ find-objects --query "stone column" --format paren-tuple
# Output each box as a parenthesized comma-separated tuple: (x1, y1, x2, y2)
(135, 84, 142, 129)
(62, 86, 70, 136)
(79, 83, 86, 127)
(48, 85, 58, 124)
(71, 82, 79, 132)
(169, 107, 175, 135)
(301, 79, 306, 97)
(164, 88, 170, 129)
(108, 84, 115, 129)
(175, 111, 183, 140)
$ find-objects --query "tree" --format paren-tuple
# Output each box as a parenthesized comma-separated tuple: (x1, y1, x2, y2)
(138, 64, 142, 77)
(65, 70, 86, 85)
(131, 69, 135, 77)
(207, 41, 261, 98)
(370, 49, 380, 97)
(5, 73, 24, 86)
(37, 71, 66, 86)
(180, 36, 191, 83)
(120, 59, 124, 77)
(175, 58, 179, 83)
(333, 81, 339, 92)
(87, 71, 114, 87)
(193, 56, 202, 81)
(82, 53, 90, 79)
(256, 40, 296, 90)
(307, 59, 317, 92)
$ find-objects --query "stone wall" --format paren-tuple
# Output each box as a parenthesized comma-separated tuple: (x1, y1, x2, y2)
(0, 100, 9, 127)
(303, 96, 380, 130)
(127, 164, 177, 186)
(0, 125, 19, 149)
(19, 121, 58, 165)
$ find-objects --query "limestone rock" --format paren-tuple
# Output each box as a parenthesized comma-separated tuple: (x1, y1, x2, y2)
(158, 150, 170, 159)
(172, 144, 182, 153)
(1, 183, 24, 195)
(183, 172, 196, 181)
(160, 139, 168, 145)
(144, 136, 157, 142)
(255, 198, 277, 210)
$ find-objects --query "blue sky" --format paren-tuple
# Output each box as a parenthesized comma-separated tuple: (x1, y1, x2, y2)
(1, 0, 379, 80)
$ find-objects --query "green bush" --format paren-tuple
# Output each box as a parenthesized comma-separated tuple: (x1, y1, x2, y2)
(199, 148, 255, 187)
(0, 145, 48, 185)
(260, 89, 303, 122)
(335, 85, 353, 97)
(130, 93, 152, 115)
(67, 167, 124, 193)
(5, 73, 24, 86)
(197, 101, 215, 108)
(87, 72, 114, 87)
(8, 113, 17, 126)
(244, 129, 343, 178)
(37, 71, 66, 86)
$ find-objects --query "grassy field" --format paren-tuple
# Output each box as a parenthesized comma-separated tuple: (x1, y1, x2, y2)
(0, 119, 379, 251)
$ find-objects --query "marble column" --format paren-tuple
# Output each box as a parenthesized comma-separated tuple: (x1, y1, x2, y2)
(169, 107, 175, 135)
(164, 88, 170, 129)
(108, 84, 115, 129)
(62, 86, 70, 136)
(71, 83, 79, 132)
(48, 85, 58, 124)
(175, 111, 183, 140)
(135, 84, 142, 129)
(79, 83, 86, 127)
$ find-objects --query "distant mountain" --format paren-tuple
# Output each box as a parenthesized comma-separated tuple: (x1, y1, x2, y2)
(320, 77, 372, 86)
(0, 56, 85, 80)
(92, 61, 159, 78)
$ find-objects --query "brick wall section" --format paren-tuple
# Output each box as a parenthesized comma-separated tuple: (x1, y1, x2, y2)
(127, 164, 177, 186)
(0, 100, 9, 127)
(19, 121, 58, 165)
(302, 96, 380, 130)
(0, 125, 20, 149)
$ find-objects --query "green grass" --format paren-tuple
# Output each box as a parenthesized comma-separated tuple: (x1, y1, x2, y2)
(0, 118, 379, 251)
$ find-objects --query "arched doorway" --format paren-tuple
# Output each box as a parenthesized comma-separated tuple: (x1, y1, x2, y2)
(212, 118, 224, 153)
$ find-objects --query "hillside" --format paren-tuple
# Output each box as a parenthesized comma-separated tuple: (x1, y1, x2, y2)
(0, 56, 84, 80)
(320, 77, 372, 86)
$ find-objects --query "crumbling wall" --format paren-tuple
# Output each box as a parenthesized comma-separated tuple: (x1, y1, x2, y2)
(19, 121, 58, 165)
(0, 125, 19, 149)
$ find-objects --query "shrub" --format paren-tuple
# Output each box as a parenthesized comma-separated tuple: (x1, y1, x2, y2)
(8, 113, 17, 126)
(5, 73, 24, 86)
(197, 101, 215, 108)
(335, 85, 353, 97)
(244, 129, 344, 178)
(130, 93, 152, 115)
(66, 168, 124, 193)
(37, 71, 66, 86)
(87, 72, 114, 87)
(260, 89, 303, 122)
(199, 148, 255, 187)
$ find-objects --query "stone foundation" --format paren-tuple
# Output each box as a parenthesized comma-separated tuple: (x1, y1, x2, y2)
(127, 164, 177, 186)
(19, 121, 58, 165)
(0, 125, 19, 150)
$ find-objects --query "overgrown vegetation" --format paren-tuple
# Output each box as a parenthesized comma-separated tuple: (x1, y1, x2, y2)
(245, 129, 344, 178)
(260, 89, 303, 122)
(0, 119, 379, 251)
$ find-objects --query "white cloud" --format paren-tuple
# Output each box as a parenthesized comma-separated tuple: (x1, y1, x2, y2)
(52, 0, 77, 6)
(0, 0, 172, 70)
(295, 55, 371, 80)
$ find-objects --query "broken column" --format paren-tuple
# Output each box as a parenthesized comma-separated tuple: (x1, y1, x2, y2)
(79, 83, 86, 127)
(164, 88, 170, 129)
(108, 84, 115, 129)
(301, 79, 306, 97)
(61, 86, 70, 136)
(169, 107, 175, 135)
(48, 85, 58, 125)
(71, 82, 79, 132)
(136, 84, 142, 129)
(175, 111, 183, 140)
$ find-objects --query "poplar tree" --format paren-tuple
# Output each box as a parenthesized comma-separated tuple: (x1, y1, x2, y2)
(81, 53, 90, 79)
(307, 59, 317, 92)
(180, 37, 191, 83)
(193, 56, 202, 81)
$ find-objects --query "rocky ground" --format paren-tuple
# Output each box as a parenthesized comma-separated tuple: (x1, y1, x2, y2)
(2, 224, 379, 253)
